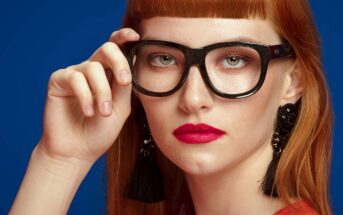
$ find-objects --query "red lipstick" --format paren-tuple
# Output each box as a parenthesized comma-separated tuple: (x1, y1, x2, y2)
(173, 123, 225, 144)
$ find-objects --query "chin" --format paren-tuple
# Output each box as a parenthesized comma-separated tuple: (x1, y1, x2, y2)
(171, 154, 232, 177)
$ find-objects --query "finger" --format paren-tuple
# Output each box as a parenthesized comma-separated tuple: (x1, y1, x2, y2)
(89, 42, 132, 86)
(71, 61, 113, 117)
(109, 28, 140, 46)
(51, 69, 95, 117)
(110, 73, 132, 120)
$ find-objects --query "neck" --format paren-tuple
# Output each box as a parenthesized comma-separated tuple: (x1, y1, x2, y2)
(184, 144, 285, 215)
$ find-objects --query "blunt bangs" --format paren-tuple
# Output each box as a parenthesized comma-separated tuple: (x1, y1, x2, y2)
(124, 0, 268, 29)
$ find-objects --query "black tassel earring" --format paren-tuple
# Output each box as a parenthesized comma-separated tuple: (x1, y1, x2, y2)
(261, 102, 299, 197)
(125, 112, 165, 203)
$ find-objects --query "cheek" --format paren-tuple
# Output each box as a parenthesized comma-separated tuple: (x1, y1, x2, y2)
(139, 95, 178, 141)
(222, 68, 286, 162)
(228, 65, 286, 149)
(234, 65, 284, 128)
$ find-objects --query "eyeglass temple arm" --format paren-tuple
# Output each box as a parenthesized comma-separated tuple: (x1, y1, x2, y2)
(269, 44, 294, 59)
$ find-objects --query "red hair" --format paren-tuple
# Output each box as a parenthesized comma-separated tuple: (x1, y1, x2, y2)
(106, 0, 333, 214)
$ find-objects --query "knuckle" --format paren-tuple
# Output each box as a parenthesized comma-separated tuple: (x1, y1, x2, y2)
(122, 28, 135, 36)
(49, 69, 67, 84)
(82, 62, 111, 97)
(109, 30, 118, 39)
(110, 28, 138, 44)
(121, 27, 132, 32)
(68, 70, 84, 83)
(49, 69, 61, 80)
(95, 83, 112, 98)
(48, 72, 59, 86)
(117, 30, 127, 40)
(85, 61, 103, 72)
(101, 42, 118, 55)
(102, 43, 125, 63)
(94, 84, 109, 94)
(65, 64, 77, 71)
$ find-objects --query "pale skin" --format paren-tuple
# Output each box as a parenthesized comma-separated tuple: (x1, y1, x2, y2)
(10, 17, 302, 215)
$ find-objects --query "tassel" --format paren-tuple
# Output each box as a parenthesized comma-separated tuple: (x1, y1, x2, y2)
(260, 103, 299, 197)
(261, 147, 282, 197)
(125, 148, 165, 202)
(125, 109, 165, 203)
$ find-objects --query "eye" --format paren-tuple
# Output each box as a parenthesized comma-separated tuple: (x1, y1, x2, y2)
(150, 54, 177, 67)
(222, 55, 248, 69)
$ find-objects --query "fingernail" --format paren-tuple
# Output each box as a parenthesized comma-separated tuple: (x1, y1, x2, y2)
(119, 69, 131, 83)
(85, 104, 94, 116)
(102, 101, 112, 115)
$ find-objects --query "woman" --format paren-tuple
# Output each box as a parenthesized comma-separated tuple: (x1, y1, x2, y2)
(10, 0, 333, 214)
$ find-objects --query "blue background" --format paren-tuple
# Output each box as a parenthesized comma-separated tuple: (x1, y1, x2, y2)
(0, 0, 342, 214)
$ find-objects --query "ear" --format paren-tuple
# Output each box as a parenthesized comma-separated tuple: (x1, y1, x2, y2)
(279, 60, 303, 105)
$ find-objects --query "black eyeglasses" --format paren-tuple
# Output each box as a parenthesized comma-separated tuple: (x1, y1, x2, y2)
(125, 40, 294, 99)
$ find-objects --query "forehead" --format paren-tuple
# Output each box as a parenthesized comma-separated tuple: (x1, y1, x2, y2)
(139, 17, 282, 48)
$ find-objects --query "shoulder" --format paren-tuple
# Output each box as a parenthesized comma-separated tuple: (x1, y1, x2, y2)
(274, 200, 319, 215)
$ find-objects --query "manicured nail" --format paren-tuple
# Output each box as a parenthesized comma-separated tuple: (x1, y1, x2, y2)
(102, 101, 112, 115)
(119, 69, 131, 83)
(85, 104, 94, 116)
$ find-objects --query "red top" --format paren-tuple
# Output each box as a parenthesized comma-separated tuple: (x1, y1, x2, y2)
(178, 199, 319, 215)
(274, 200, 319, 215)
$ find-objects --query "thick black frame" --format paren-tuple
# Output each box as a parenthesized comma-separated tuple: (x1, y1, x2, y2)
(125, 40, 294, 99)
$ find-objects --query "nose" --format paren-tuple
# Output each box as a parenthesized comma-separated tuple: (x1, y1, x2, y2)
(178, 65, 214, 114)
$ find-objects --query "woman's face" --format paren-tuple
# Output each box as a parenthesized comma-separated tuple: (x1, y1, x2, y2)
(136, 17, 297, 176)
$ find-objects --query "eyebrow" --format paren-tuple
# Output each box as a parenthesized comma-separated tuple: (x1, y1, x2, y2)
(228, 36, 265, 44)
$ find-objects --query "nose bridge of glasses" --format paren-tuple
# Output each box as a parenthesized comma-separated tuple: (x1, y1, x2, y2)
(185, 47, 207, 81)
(187, 47, 205, 67)
(182, 47, 214, 93)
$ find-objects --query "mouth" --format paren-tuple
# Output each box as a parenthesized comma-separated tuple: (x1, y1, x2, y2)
(173, 123, 226, 144)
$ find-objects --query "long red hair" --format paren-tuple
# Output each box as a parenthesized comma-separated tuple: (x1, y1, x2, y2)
(106, 0, 333, 214)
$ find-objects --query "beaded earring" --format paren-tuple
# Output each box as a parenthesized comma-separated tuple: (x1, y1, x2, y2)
(261, 102, 300, 196)
(125, 110, 165, 203)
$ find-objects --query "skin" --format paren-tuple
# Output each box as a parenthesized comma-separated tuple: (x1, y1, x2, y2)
(9, 28, 139, 215)
(138, 17, 302, 215)
(9, 17, 302, 215)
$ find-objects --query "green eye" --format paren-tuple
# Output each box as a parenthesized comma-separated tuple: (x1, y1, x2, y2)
(227, 56, 240, 65)
(150, 54, 176, 67)
(222, 56, 247, 68)
(159, 56, 174, 65)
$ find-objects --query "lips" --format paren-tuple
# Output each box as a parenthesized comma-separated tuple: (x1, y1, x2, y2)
(173, 123, 225, 144)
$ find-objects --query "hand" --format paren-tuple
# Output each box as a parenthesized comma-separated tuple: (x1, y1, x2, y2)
(38, 28, 140, 165)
